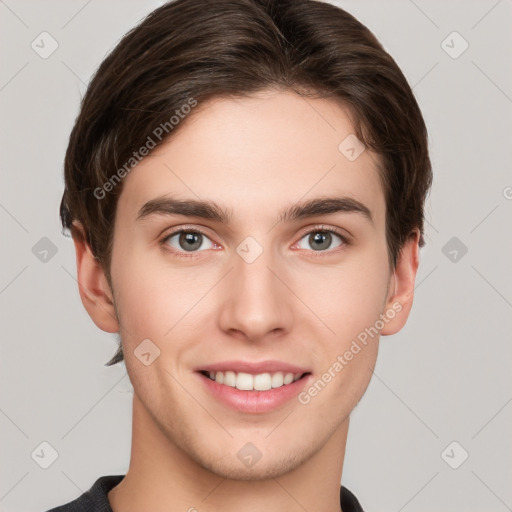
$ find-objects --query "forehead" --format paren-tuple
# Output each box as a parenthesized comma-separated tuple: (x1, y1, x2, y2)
(118, 90, 385, 227)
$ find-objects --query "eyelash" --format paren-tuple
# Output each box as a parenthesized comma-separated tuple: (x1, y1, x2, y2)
(159, 224, 351, 258)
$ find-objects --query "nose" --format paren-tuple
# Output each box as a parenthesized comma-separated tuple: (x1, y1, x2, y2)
(217, 240, 293, 343)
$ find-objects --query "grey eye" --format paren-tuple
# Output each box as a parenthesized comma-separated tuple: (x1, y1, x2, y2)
(164, 231, 214, 252)
(296, 231, 343, 252)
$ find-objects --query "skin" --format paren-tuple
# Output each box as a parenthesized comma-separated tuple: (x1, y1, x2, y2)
(71, 89, 420, 512)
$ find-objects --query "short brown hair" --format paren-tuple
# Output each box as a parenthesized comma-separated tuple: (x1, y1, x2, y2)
(60, 0, 432, 366)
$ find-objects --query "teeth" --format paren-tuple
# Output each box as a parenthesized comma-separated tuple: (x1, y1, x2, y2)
(271, 372, 284, 388)
(284, 373, 294, 385)
(204, 370, 304, 390)
(236, 372, 254, 390)
(224, 370, 236, 387)
(253, 373, 272, 391)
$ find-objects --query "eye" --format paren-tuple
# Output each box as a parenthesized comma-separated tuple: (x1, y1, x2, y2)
(294, 226, 349, 253)
(160, 227, 216, 256)
(160, 224, 350, 258)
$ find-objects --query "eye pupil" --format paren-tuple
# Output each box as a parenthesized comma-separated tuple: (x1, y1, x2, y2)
(310, 231, 331, 251)
(180, 232, 202, 251)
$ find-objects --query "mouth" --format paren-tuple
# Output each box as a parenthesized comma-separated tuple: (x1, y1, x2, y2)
(195, 362, 313, 413)
(198, 369, 310, 391)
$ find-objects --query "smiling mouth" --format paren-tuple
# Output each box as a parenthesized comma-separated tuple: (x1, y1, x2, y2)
(199, 370, 310, 391)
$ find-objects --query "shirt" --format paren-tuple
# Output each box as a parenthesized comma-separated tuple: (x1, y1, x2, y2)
(45, 474, 365, 512)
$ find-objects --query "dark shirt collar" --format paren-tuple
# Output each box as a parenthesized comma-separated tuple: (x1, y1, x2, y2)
(46, 474, 365, 512)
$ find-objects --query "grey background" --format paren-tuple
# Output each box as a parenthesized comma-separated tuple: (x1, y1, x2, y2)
(1, 0, 511, 511)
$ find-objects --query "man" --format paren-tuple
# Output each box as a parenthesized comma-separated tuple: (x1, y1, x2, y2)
(48, 0, 432, 510)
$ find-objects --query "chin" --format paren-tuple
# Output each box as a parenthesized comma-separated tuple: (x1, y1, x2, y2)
(189, 440, 314, 482)
(202, 454, 303, 481)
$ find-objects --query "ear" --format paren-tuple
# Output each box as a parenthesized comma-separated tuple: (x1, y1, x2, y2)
(70, 221, 119, 333)
(380, 229, 420, 336)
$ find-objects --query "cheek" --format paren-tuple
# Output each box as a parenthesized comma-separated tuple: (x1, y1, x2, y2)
(302, 263, 387, 412)
(110, 248, 217, 348)
(298, 252, 390, 341)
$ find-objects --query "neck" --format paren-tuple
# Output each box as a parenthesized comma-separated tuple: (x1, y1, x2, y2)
(108, 393, 348, 512)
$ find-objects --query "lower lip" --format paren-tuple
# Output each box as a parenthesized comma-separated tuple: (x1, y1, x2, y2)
(197, 372, 312, 413)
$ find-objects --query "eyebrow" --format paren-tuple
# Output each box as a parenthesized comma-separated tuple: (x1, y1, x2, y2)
(136, 195, 373, 225)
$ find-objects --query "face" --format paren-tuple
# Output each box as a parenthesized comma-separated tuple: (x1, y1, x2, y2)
(85, 89, 408, 480)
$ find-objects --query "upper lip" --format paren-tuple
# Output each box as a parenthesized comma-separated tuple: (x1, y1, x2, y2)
(195, 360, 311, 375)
